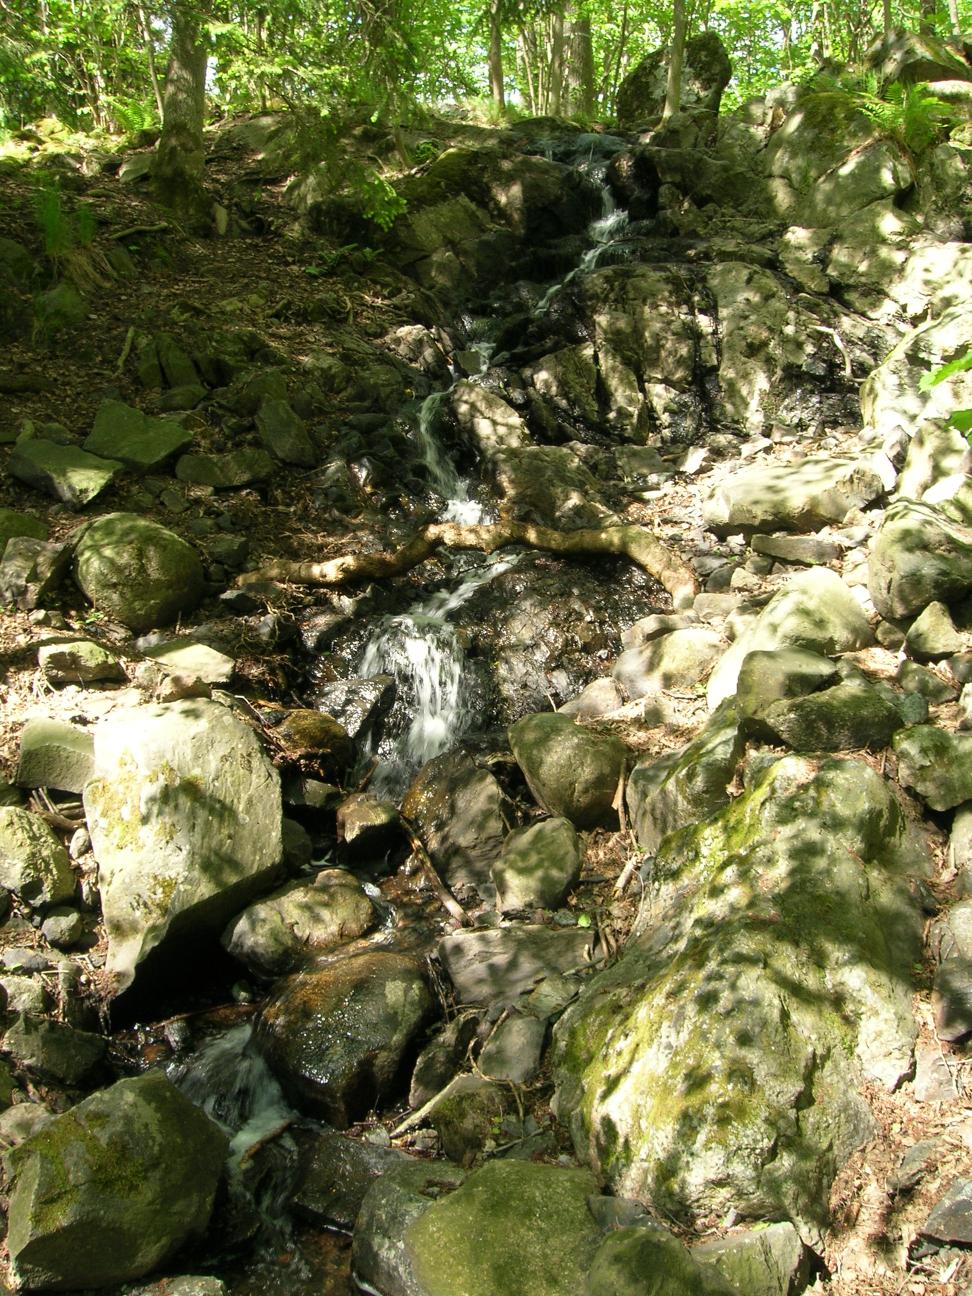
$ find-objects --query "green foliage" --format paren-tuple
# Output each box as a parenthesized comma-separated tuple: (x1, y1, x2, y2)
(851, 79, 956, 157)
(360, 171, 407, 230)
(921, 348, 972, 441)
(32, 181, 94, 262)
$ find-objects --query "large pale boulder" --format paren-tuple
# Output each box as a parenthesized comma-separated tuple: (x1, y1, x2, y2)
(616, 32, 732, 128)
(553, 756, 926, 1244)
(73, 513, 205, 632)
(4, 1071, 227, 1290)
(703, 454, 886, 534)
(707, 568, 872, 709)
(868, 498, 972, 620)
(509, 712, 628, 829)
(83, 699, 283, 992)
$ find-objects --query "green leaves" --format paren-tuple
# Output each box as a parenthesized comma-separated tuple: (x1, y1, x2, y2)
(921, 348, 972, 443)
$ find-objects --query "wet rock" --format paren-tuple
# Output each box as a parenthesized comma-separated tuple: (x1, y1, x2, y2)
(748, 677, 903, 751)
(479, 1012, 546, 1083)
(16, 718, 94, 794)
(627, 705, 743, 853)
(612, 628, 723, 698)
(74, 513, 205, 632)
(703, 456, 886, 534)
(492, 816, 582, 912)
(315, 675, 396, 742)
(4, 1071, 227, 1290)
(292, 1127, 415, 1229)
(922, 1178, 972, 1245)
(430, 1074, 508, 1165)
(83, 399, 192, 469)
(0, 808, 75, 910)
(141, 639, 236, 684)
(255, 398, 317, 467)
(893, 726, 972, 811)
(693, 1223, 809, 1296)
(509, 713, 627, 829)
(222, 868, 376, 977)
(932, 900, 972, 1042)
(83, 698, 283, 992)
(256, 950, 432, 1126)
(336, 793, 403, 864)
(37, 638, 126, 686)
(905, 601, 965, 661)
(175, 448, 275, 487)
(554, 757, 926, 1244)
(129, 1280, 227, 1296)
(589, 1226, 736, 1296)
(707, 567, 872, 709)
(402, 751, 514, 891)
(272, 709, 353, 778)
(439, 924, 595, 1006)
(869, 499, 972, 621)
(10, 438, 122, 506)
(2, 1014, 105, 1085)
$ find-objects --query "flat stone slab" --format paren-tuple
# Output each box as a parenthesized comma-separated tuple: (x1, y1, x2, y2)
(141, 640, 235, 684)
(923, 1179, 972, 1244)
(175, 449, 275, 488)
(37, 639, 126, 686)
(438, 925, 595, 1005)
(703, 455, 886, 534)
(84, 400, 192, 470)
(0, 508, 47, 558)
(16, 718, 95, 794)
(9, 439, 122, 507)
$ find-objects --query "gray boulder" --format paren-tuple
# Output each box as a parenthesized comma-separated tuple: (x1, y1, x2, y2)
(0, 508, 47, 558)
(255, 398, 317, 467)
(509, 713, 628, 829)
(703, 455, 886, 534)
(37, 639, 126, 686)
(893, 725, 972, 811)
(553, 756, 926, 1244)
(613, 628, 723, 698)
(904, 600, 965, 660)
(401, 751, 513, 891)
(932, 900, 972, 1042)
(492, 817, 583, 912)
(256, 951, 432, 1126)
(10, 438, 122, 507)
(589, 1226, 736, 1296)
(617, 31, 732, 127)
(707, 568, 872, 709)
(84, 400, 192, 469)
(74, 513, 205, 632)
(438, 924, 594, 1006)
(175, 448, 275, 488)
(748, 678, 903, 751)
(2, 1015, 105, 1085)
(735, 647, 839, 718)
(869, 499, 972, 620)
(4, 1071, 227, 1290)
(222, 868, 376, 977)
(16, 718, 94, 794)
(693, 1222, 809, 1296)
(83, 698, 283, 992)
(292, 1127, 416, 1229)
(0, 807, 75, 910)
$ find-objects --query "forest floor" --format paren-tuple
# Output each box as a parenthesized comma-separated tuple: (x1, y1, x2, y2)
(0, 117, 970, 1296)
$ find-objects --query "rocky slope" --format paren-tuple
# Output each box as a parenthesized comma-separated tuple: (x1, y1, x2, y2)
(0, 27, 972, 1296)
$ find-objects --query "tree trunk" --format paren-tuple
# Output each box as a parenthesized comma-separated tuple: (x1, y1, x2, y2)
(946, 0, 960, 36)
(663, 0, 686, 120)
(566, 13, 595, 116)
(489, 0, 506, 109)
(882, 0, 892, 36)
(240, 520, 700, 611)
(153, 0, 210, 226)
(549, 10, 565, 115)
(138, 3, 165, 119)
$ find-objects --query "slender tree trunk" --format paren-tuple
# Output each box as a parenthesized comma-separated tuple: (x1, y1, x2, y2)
(549, 10, 565, 115)
(882, 0, 892, 34)
(138, 3, 165, 119)
(663, 0, 686, 120)
(607, 0, 629, 115)
(489, 0, 505, 109)
(946, 0, 960, 35)
(153, 0, 210, 226)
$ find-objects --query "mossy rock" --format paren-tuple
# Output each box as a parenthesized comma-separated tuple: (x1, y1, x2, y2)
(509, 712, 628, 829)
(588, 1226, 737, 1296)
(553, 756, 927, 1245)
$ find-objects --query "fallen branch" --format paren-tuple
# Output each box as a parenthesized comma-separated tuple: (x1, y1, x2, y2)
(240, 520, 698, 610)
(110, 222, 169, 240)
(399, 816, 469, 927)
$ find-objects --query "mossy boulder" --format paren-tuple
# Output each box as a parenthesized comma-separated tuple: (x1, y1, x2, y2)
(617, 31, 732, 128)
(4, 1071, 227, 1290)
(82, 698, 283, 993)
(256, 950, 432, 1126)
(509, 713, 628, 829)
(403, 1160, 603, 1296)
(0, 807, 75, 910)
(553, 756, 927, 1244)
(0, 508, 47, 559)
(869, 498, 972, 621)
(747, 677, 904, 751)
(893, 725, 972, 811)
(84, 400, 192, 470)
(74, 513, 205, 632)
(492, 816, 583, 912)
(587, 1226, 737, 1296)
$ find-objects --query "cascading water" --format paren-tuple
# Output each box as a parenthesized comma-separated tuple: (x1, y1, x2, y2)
(536, 189, 631, 314)
(358, 553, 516, 795)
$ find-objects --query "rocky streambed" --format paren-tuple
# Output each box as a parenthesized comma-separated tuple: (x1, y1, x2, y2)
(1, 25, 972, 1296)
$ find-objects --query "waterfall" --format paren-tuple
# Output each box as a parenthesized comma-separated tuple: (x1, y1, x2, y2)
(535, 186, 630, 314)
(358, 554, 516, 794)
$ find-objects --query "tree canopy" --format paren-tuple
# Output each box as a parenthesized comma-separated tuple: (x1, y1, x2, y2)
(1, 0, 970, 137)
